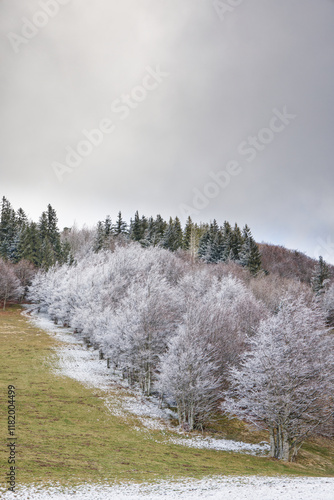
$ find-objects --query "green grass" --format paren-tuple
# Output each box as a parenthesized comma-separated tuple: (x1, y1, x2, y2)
(1, 305, 334, 488)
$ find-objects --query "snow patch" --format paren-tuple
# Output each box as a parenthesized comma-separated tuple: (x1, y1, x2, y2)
(24, 307, 270, 455)
(168, 436, 269, 454)
(2, 477, 334, 500)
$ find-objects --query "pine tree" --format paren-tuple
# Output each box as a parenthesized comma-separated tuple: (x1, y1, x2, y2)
(311, 256, 330, 295)
(0, 196, 17, 260)
(41, 239, 56, 270)
(94, 221, 106, 252)
(183, 216, 193, 250)
(161, 217, 183, 252)
(104, 215, 113, 238)
(46, 204, 62, 259)
(229, 223, 243, 261)
(239, 225, 262, 275)
(114, 211, 128, 236)
(18, 222, 42, 267)
(130, 211, 143, 242)
(198, 230, 212, 262)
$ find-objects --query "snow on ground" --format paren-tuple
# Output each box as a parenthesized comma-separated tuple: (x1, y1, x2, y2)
(2, 476, 334, 500)
(24, 306, 271, 455)
(168, 436, 269, 454)
(16, 307, 334, 499)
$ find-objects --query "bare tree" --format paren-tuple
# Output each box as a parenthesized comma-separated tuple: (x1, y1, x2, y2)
(0, 259, 24, 310)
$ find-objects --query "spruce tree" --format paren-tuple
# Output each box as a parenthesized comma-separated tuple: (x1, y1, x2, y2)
(239, 225, 261, 275)
(229, 223, 243, 261)
(311, 256, 330, 295)
(183, 216, 193, 250)
(94, 221, 106, 252)
(198, 230, 212, 262)
(104, 216, 113, 238)
(0, 196, 17, 260)
(18, 222, 42, 267)
(46, 204, 62, 259)
(161, 217, 183, 252)
(114, 211, 128, 236)
(130, 211, 143, 242)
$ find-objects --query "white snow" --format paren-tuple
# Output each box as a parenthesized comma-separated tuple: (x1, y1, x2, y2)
(168, 436, 269, 454)
(2, 476, 334, 500)
(16, 307, 334, 500)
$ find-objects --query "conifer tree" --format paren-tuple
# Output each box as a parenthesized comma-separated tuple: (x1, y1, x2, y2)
(18, 222, 42, 267)
(0, 196, 17, 260)
(239, 225, 262, 275)
(161, 217, 183, 252)
(114, 211, 128, 236)
(311, 256, 330, 295)
(94, 221, 106, 252)
(183, 216, 193, 250)
(130, 211, 143, 242)
(104, 216, 113, 238)
(229, 223, 243, 261)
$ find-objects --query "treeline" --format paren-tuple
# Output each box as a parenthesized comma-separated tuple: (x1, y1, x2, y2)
(0, 196, 262, 275)
(94, 211, 262, 274)
(28, 244, 334, 461)
(0, 196, 71, 268)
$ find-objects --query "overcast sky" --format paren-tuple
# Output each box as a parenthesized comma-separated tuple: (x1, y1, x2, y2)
(1, 0, 334, 262)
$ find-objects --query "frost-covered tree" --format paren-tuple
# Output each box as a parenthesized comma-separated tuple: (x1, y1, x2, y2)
(158, 324, 221, 430)
(106, 268, 181, 394)
(222, 294, 334, 461)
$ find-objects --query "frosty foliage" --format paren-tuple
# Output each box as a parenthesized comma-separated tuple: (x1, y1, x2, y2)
(28, 244, 264, 430)
(222, 293, 334, 461)
(28, 244, 334, 452)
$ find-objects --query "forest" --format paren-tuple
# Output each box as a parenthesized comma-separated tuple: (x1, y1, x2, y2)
(1, 195, 334, 462)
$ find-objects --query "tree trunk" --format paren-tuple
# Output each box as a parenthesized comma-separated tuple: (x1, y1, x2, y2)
(269, 425, 290, 461)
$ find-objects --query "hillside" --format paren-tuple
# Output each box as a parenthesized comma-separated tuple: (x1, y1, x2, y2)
(259, 243, 334, 283)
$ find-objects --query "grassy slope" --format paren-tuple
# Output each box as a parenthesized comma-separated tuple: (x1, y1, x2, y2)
(1, 306, 333, 488)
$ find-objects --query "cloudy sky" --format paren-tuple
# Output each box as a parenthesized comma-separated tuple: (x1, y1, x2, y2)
(1, 0, 334, 262)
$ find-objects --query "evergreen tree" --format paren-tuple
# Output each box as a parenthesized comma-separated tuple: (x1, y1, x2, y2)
(183, 216, 193, 250)
(46, 204, 62, 259)
(239, 225, 262, 275)
(229, 223, 243, 261)
(311, 256, 330, 295)
(41, 239, 56, 270)
(104, 215, 113, 238)
(94, 221, 106, 252)
(198, 230, 212, 262)
(161, 217, 183, 252)
(18, 222, 42, 267)
(130, 211, 143, 242)
(114, 211, 128, 236)
(16, 208, 28, 230)
(0, 196, 17, 260)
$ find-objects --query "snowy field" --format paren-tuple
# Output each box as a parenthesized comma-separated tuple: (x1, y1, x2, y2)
(18, 307, 334, 500)
(2, 476, 334, 500)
